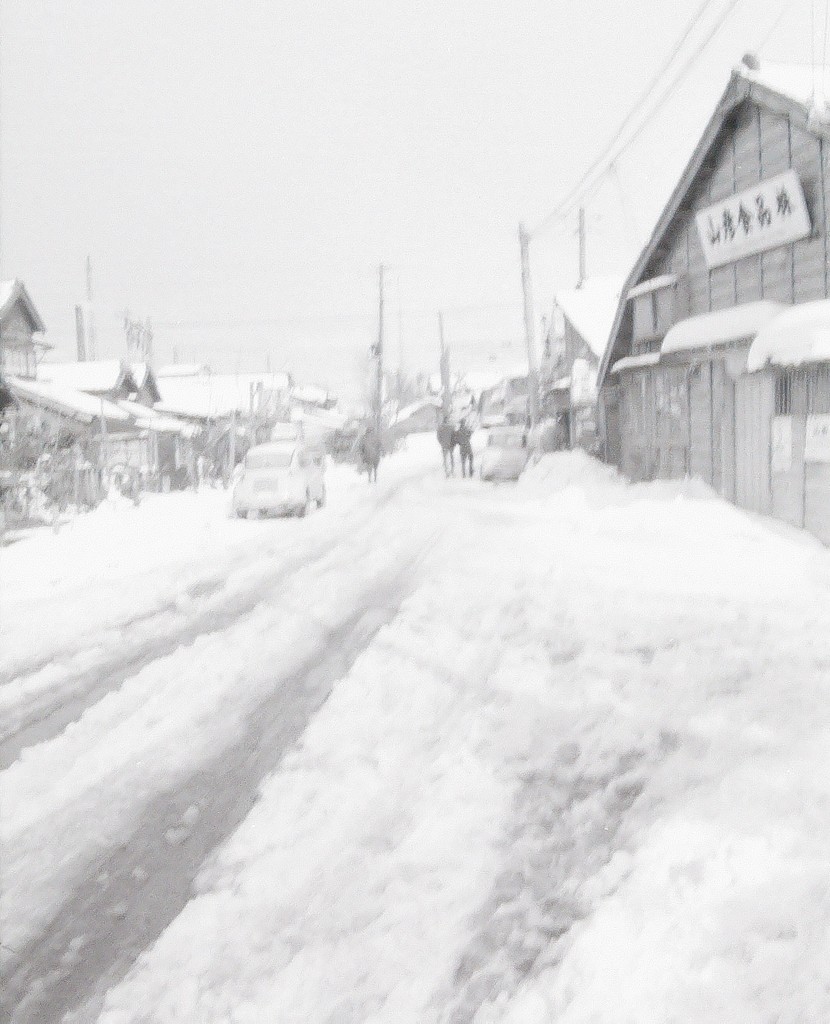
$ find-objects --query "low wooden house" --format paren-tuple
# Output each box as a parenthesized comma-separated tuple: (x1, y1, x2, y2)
(598, 58, 830, 544)
(0, 279, 48, 379)
(543, 276, 623, 449)
(38, 360, 139, 403)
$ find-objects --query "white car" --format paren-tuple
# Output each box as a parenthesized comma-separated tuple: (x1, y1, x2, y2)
(232, 441, 326, 518)
(479, 425, 530, 482)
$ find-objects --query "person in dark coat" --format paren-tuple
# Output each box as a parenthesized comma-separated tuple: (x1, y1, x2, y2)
(437, 418, 455, 477)
(358, 426, 381, 483)
(456, 418, 474, 478)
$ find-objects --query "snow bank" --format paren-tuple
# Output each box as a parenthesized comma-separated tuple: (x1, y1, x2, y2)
(93, 449, 830, 1023)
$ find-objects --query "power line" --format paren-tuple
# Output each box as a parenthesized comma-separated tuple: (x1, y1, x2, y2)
(532, 0, 743, 238)
(531, 0, 720, 238)
(577, 0, 744, 218)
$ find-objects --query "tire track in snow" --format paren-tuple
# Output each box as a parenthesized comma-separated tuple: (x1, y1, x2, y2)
(0, 471, 422, 770)
(2, 541, 436, 1024)
(437, 739, 671, 1023)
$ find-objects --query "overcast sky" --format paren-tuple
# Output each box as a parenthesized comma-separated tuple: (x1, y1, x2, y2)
(0, 0, 823, 394)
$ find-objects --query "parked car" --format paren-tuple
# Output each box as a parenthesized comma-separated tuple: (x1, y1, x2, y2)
(232, 441, 326, 518)
(479, 425, 530, 482)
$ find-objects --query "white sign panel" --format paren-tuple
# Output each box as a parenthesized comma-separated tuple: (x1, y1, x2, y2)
(695, 170, 811, 269)
(805, 415, 830, 463)
(771, 416, 792, 473)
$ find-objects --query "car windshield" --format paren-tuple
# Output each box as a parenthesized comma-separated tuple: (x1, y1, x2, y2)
(246, 449, 293, 470)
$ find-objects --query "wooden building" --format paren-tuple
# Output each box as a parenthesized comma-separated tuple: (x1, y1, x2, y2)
(598, 58, 830, 543)
(0, 280, 48, 379)
(543, 276, 623, 450)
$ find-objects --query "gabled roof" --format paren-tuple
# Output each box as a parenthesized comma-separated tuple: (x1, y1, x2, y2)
(38, 360, 138, 396)
(156, 371, 292, 420)
(117, 399, 200, 437)
(129, 362, 162, 403)
(552, 276, 624, 360)
(0, 279, 47, 335)
(597, 59, 830, 391)
(7, 376, 132, 425)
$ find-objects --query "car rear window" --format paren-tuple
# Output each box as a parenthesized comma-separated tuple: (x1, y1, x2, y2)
(246, 449, 293, 470)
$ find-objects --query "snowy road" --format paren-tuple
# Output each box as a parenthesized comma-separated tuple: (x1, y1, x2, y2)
(4, 438, 830, 1023)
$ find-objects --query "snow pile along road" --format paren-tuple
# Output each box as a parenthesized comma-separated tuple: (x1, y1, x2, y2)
(83, 451, 830, 1024)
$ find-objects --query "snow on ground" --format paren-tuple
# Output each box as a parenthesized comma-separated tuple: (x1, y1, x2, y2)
(4, 439, 830, 1022)
(0, 442, 435, 741)
(81, 449, 830, 1023)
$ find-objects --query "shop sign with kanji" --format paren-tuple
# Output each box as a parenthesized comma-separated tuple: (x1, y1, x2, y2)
(695, 169, 811, 269)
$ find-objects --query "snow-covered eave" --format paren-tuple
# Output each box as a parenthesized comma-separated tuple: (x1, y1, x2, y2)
(627, 274, 677, 300)
(610, 353, 661, 374)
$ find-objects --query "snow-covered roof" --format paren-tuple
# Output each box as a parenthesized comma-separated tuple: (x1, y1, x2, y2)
(8, 376, 131, 424)
(738, 60, 830, 116)
(156, 363, 211, 378)
(747, 300, 830, 372)
(390, 397, 442, 426)
(291, 384, 331, 407)
(117, 399, 200, 437)
(0, 279, 46, 333)
(661, 301, 785, 356)
(553, 276, 625, 359)
(38, 360, 136, 395)
(156, 372, 292, 420)
(610, 352, 661, 373)
(459, 364, 529, 394)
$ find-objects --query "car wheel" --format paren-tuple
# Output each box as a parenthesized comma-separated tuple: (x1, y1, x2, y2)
(297, 490, 311, 517)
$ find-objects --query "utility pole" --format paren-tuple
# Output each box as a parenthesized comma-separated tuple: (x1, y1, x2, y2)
(438, 311, 452, 420)
(374, 264, 384, 439)
(85, 256, 97, 360)
(577, 206, 587, 287)
(518, 223, 539, 429)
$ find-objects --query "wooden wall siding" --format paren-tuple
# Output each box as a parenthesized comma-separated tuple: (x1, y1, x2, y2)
(688, 365, 714, 485)
(734, 374, 773, 513)
(733, 105, 761, 188)
(791, 126, 826, 303)
(642, 102, 830, 326)
(721, 379, 737, 501)
(805, 464, 830, 543)
(824, 141, 830, 295)
(771, 411, 806, 528)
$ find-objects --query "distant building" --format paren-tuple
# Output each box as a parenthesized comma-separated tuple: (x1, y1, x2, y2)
(543, 276, 623, 449)
(38, 360, 139, 403)
(0, 280, 48, 379)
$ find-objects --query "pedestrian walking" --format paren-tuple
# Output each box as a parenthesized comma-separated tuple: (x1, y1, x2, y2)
(358, 426, 381, 484)
(437, 418, 455, 477)
(456, 418, 474, 478)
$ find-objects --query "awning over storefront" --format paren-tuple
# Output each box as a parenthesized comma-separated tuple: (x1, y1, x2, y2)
(626, 274, 677, 299)
(609, 352, 661, 374)
(661, 301, 785, 356)
(747, 300, 830, 372)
